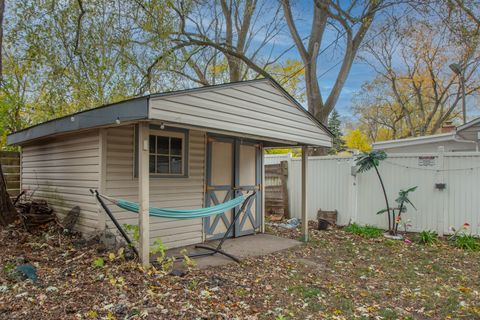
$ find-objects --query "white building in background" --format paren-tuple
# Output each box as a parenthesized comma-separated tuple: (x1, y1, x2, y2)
(373, 118, 480, 153)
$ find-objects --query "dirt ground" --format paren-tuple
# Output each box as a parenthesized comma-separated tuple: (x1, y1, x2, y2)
(1, 221, 479, 319)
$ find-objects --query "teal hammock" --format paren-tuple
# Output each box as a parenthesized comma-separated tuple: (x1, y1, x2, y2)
(101, 194, 245, 219)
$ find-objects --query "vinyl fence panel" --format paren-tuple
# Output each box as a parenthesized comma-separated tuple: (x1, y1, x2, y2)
(265, 150, 480, 236)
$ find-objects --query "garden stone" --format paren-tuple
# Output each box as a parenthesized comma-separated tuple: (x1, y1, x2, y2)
(384, 233, 404, 240)
(46, 286, 58, 292)
(170, 269, 187, 277)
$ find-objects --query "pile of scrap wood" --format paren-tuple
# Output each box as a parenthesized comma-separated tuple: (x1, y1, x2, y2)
(16, 199, 56, 230)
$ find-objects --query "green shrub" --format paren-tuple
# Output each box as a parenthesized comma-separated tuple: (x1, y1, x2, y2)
(416, 230, 438, 245)
(451, 234, 479, 251)
(344, 223, 383, 238)
(92, 257, 104, 268)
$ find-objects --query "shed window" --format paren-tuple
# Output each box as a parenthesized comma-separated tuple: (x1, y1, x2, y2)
(148, 130, 186, 175)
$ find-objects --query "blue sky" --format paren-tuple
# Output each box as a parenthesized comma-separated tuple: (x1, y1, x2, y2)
(265, 1, 377, 121)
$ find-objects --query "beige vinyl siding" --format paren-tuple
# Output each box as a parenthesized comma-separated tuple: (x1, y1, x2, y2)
(104, 125, 205, 249)
(458, 122, 480, 143)
(149, 81, 331, 146)
(21, 130, 100, 233)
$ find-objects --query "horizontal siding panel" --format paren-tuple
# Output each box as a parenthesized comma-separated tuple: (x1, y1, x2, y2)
(105, 126, 205, 249)
(22, 150, 99, 162)
(21, 130, 100, 234)
(165, 94, 320, 133)
(22, 157, 99, 168)
(196, 89, 312, 124)
(149, 81, 331, 146)
(23, 179, 98, 189)
(152, 100, 328, 144)
(22, 165, 98, 174)
(150, 108, 328, 146)
(22, 133, 99, 152)
(22, 172, 99, 181)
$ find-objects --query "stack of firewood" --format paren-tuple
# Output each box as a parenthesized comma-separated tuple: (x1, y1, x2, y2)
(16, 199, 56, 230)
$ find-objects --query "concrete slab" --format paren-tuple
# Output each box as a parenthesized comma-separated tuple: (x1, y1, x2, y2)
(165, 234, 301, 269)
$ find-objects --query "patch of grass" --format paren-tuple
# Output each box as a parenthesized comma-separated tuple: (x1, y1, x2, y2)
(344, 223, 383, 238)
(91, 257, 104, 268)
(378, 308, 398, 319)
(451, 234, 480, 251)
(3, 262, 15, 274)
(416, 230, 438, 245)
(288, 285, 322, 299)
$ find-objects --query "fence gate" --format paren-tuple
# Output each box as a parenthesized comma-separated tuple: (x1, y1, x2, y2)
(265, 161, 289, 219)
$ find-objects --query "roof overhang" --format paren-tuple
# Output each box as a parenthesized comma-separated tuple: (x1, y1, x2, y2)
(7, 97, 149, 145)
(457, 117, 480, 132)
(372, 132, 456, 149)
(7, 79, 332, 147)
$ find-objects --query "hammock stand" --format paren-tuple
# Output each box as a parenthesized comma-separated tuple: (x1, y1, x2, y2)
(91, 189, 257, 263)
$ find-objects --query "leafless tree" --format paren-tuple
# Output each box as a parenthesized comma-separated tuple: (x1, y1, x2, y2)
(139, 0, 395, 124)
(137, 0, 285, 92)
(281, 0, 395, 123)
(359, 13, 480, 137)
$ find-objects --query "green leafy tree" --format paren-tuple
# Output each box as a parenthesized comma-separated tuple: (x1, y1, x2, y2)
(327, 110, 345, 154)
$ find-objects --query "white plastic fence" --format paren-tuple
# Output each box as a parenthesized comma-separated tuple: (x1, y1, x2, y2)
(265, 150, 480, 236)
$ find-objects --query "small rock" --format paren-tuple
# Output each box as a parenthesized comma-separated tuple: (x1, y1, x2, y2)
(170, 269, 187, 277)
(72, 238, 87, 249)
(124, 247, 136, 260)
(46, 286, 58, 292)
(15, 256, 27, 264)
(113, 303, 127, 315)
(207, 275, 226, 287)
(15, 292, 28, 298)
(0, 285, 8, 293)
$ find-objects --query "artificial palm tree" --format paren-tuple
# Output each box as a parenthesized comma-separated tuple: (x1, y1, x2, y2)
(355, 150, 392, 233)
(394, 186, 417, 234)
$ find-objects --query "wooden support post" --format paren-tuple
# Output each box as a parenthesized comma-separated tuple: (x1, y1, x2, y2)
(261, 147, 266, 233)
(301, 146, 308, 242)
(138, 122, 150, 267)
(97, 129, 107, 230)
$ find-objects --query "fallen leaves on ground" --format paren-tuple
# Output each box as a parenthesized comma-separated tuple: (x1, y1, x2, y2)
(1, 222, 480, 319)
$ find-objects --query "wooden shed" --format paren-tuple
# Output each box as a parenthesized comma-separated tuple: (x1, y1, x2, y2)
(7, 79, 332, 264)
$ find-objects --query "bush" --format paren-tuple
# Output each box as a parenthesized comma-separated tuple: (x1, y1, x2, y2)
(451, 234, 480, 251)
(416, 230, 438, 245)
(344, 223, 383, 238)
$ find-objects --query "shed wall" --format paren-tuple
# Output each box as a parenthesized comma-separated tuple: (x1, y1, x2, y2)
(149, 81, 331, 146)
(104, 125, 205, 249)
(21, 130, 101, 233)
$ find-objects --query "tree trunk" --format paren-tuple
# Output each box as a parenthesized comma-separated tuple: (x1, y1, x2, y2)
(373, 164, 391, 233)
(0, 0, 5, 80)
(0, 163, 18, 226)
(394, 203, 404, 235)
